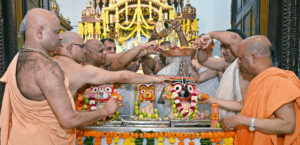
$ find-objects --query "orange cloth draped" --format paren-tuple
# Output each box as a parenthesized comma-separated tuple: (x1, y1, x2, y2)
(0, 53, 76, 145)
(235, 67, 300, 145)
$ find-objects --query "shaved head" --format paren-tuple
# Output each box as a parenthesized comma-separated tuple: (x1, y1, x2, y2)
(85, 39, 106, 66)
(57, 31, 86, 63)
(238, 35, 273, 76)
(24, 8, 62, 53)
(61, 31, 82, 46)
(86, 39, 104, 52)
(26, 8, 59, 32)
(242, 35, 271, 57)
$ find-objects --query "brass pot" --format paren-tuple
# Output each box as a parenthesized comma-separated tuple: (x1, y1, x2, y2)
(153, 20, 172, 38)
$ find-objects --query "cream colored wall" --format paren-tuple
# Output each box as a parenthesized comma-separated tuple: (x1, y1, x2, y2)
(190, 0, 232, 34)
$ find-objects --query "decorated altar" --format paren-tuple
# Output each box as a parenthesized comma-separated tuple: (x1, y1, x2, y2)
(75, 1, 235, 145)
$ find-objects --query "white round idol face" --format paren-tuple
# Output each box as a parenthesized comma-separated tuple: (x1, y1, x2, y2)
(87, 84, 114, 101)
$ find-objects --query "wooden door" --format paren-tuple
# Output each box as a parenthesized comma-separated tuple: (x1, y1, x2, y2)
(0, 0, 5, 107)
(231, 0, 268, 37)
(231, 0, 300, 77)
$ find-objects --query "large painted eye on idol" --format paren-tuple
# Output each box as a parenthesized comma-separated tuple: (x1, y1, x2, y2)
(92, 87, 98, 92)
(141, 90, 146, 94)
(173, 84, 183, 93)
(187, 84, 194, 93)
(104, 86, 113, 93)
(150, 90, 154, 94)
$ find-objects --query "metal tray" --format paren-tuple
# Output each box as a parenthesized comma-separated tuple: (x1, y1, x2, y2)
(83, 126, 222, 132)
(122, 120, 170, 127)
(171, 120, 211, 127)
(94, 120, 123, 127)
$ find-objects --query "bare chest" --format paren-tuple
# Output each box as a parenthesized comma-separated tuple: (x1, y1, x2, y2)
(239, 74, 250, 97)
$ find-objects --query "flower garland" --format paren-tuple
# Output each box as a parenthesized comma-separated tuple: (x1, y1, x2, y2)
(76, 92, 121, 121)
(165, 132, 176, 145)
(134, 130, 144, 145)
(84, 22, 88, 37)
(176, 133, 185, 145)
(78, 22, 84, 36)
(77, 130, 235, 145)
(113, 136, 119, 145)
(169, 88, 199, 119)
(145, 131, 155, 145)
(157, 132, 164, 145)
(188, 133, 196, 145)
(76, 130, 84, 145)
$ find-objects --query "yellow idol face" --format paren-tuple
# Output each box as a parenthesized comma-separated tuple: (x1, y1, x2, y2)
(139, 85, 155, 101)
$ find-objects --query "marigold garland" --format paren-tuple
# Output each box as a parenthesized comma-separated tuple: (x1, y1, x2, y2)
(77, 130, 235, 145)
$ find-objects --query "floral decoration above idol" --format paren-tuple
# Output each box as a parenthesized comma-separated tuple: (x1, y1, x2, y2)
(163, 77, 209, 120)
(132, 84, 160, 120)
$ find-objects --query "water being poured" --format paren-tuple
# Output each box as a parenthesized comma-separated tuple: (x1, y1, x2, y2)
(161, 56, 193, 77)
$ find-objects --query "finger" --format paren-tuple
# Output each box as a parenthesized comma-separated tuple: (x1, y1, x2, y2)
(221, 124, 229, 131)
(219, 120, 224, 126)
(148, 45, 154, 49)
(193, 42, 199, 47)
(220, 118, 225, 122)
(170, 20, 176, 25)
(171, 24, 175, 28)
(113, 98, 119, 102)
(192, 44, 200, 49)
(200, 38, 205, 44)
(202, 44, 209, 49)
(165, 77, 171, 81)
(205, 43, 211, 49)
(106, 116, 112, 120)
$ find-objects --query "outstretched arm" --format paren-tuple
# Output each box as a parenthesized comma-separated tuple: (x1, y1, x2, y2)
(196, 48, 227, 72)
(104, 52, 124, 66)
(200, 96, 243, 112)
(201, 31, 243, 57)
(109, 42, 158, 71)
(191, 59, 219, 83)
(191, 68, 219, 83)
(36, 61, 121, 129)
(82, 64, 170, 85)
(220, 102, 296, 134)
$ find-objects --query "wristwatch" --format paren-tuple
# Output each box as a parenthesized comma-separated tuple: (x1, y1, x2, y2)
(249, 118, 255, 131)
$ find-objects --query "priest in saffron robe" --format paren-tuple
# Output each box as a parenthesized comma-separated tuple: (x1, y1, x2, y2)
(201, 35, 300, 145)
